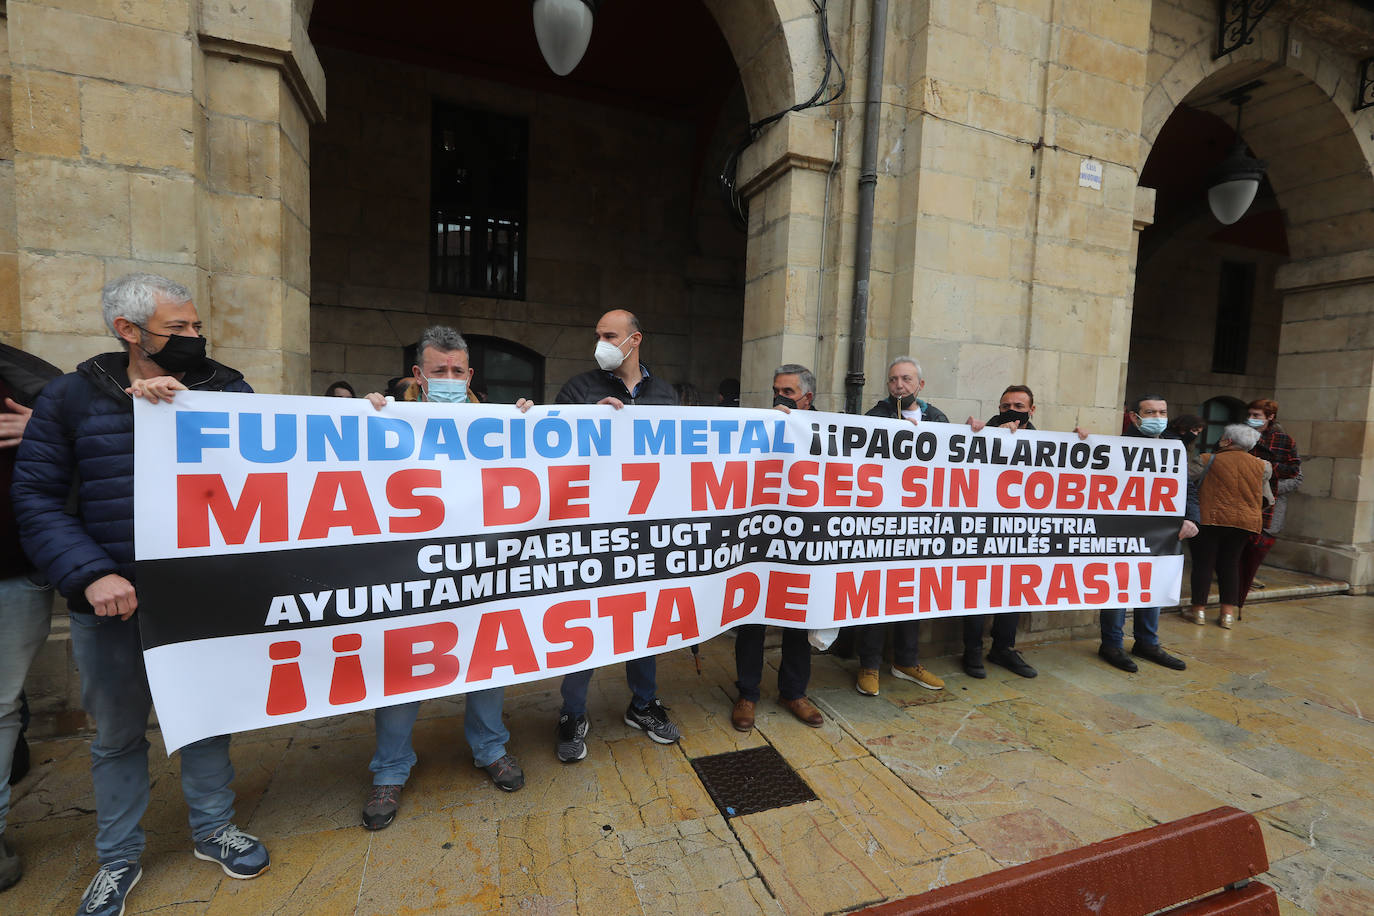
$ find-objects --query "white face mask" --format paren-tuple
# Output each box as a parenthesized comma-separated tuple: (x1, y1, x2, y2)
(595, 339, 628, 371)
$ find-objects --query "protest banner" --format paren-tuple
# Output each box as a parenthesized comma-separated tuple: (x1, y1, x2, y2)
(134, 393, 1186, 751)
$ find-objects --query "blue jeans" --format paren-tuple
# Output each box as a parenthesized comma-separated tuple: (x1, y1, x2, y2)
(1100, 607, 1160, 650)
(0, 574, 52, 837)
(559, 658, 656, 718)
(370, 686, 508, 783)
(69, 613, 236, 864)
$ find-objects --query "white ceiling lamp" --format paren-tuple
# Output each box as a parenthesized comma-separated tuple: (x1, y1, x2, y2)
(532, 0, 599, 76)
(1207, 90, 1267, 226)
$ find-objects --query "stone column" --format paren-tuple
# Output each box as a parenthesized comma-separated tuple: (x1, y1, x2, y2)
(735, 113, 837, 407)
(1270, 252, 1374, 589)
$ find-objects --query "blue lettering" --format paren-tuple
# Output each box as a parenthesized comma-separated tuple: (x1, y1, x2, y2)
(368, 415, 415, 460)
(418, 418, 465, 460)
(633, 419, 675, 455)
(175, 411, 230, 463)
(710, 419, 740, 453)
(577, 419, 611, 456)
(739, 420, 772, 454)
(681, 420, 708, 455)
(241, 413, 297, 463)
(533, 414, 572, 459)
(467, 417, 503, 460)
(510, 418, 526, 459)
(306, 414, 359, 462)
(772, 419, 796, 453)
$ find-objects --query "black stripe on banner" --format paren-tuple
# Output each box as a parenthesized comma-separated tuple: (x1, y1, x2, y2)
(135, 511, 1181, 650)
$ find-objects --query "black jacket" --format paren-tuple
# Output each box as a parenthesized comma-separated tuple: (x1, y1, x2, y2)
(556, 367, 676, 406)
(867, 396, 949, 423)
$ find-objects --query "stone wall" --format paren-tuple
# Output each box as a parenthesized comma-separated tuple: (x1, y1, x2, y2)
(308, 46, 747, 403)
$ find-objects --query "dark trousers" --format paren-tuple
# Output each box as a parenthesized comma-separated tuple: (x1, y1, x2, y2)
(734, 625, 811, 702)
(1237, 533, 1275, 608)
(856, 620, 920, 669)
(962, 613, 1018, 652)
(1190, 525, 1251, 606)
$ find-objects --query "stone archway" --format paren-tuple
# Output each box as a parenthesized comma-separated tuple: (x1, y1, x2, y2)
(1136, 10, 1374, 586)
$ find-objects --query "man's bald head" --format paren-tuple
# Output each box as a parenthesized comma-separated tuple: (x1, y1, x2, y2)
(595, 310, 642, 347)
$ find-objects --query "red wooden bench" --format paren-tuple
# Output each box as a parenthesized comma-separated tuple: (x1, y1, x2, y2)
(856, 806, 1278, 916)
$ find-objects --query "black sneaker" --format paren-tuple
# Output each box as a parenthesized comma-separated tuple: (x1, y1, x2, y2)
(556, 713, 589, 762)
(480, 754, 525, 791)
(1133, 642, 1186, 670)
(1098, 644, 1138, 672)
(987, 646, 1037, 678)
(962, 647, 986, 679)
(624, 699, 681, 744)
(362, 784, 402, 831)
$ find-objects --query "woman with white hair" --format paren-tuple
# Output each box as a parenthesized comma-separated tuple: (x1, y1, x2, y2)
(1183, 423, 1272, 629)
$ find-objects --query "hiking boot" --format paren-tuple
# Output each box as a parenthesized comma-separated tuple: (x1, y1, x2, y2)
(75, 859, 141, 916)
(1132, 642, 1186, 670)
(731, 697, 756, 732)
(781, 697, 824, 727)
(362, 784, 402, 831)
(1098, 644, 1138, 673)
(0, 836, 20, 893)
(987, 647, 1037, 679)
(855, 668, 880, 696)
(556, 713, 589, 762)
(892, 664, 945, 690)
(624, 699, 680, 744)
(192, 824, 269, 879)
(480, 754, 525, 791)
(962, 648, 986, 679)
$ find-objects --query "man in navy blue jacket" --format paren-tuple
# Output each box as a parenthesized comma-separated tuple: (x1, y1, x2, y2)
(11, 274, 269, 916)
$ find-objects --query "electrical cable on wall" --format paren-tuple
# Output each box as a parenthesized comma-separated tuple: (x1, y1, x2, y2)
(719, 0, 846, 229)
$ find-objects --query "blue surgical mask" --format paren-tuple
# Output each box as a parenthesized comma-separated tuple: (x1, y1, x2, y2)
(1138, 417, 1167, 437)
(425, 377, 467, 404)
(1246, 417, 1265, 429)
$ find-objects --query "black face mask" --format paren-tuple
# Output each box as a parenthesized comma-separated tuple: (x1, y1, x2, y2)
(1180, 430, 1198, 446)
(773, 394, 798, 410)
(137, 325, 207, 373)
(991, 409, 1031, 427)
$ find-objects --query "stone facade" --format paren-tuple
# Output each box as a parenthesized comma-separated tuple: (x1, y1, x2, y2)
(8, 0, 1374, 733)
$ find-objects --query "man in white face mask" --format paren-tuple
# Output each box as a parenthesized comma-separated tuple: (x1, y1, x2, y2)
(552, 309, 680, 763)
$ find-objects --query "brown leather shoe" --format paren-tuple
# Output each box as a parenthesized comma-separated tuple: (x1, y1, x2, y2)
(731, 697, 756, 732)
(782, 697, 824, 728)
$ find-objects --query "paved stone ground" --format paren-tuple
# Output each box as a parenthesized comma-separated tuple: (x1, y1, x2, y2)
(5, 594, 1372, 915)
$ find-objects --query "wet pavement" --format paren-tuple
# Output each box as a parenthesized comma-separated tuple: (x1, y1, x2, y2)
(5, 593, 1372, 915)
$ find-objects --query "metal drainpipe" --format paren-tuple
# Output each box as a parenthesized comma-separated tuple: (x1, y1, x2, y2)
(844, 0, 888, 415)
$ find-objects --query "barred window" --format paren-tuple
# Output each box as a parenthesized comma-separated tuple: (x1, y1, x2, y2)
(1211, 260, 1254, 375)
(431, 102, 527, 299)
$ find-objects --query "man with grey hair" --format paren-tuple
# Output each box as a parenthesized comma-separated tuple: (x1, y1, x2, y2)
(1099, 394, 1197, 672)
(361, 324, 525, 832)
(727, 365, 827, 732)
(12, 273, 268, 916)
(852, 355, 948, 696)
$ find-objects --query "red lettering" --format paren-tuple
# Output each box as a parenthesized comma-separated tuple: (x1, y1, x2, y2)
(885, 568, 915, 615)
(855, 464, 883, 508)
(1087, 475, 1116, 510)
(834, 570, 880, 621)
(329, 633, 366, 705)
(956, 565, 988, 607)
(548, 465, 591, 521)
(751, 459, 784, 506)
(299, 471, 381, 539)
(177, 473, 288, 548)
(1082, 562, 1110, 603)
(1008, 564, 1042, 606)
(1118, 476, 1147, 511)
(950, 469, 978, 507)
(1044, 563, 1080, 604)
(1024, 472, 1053, 510)
(919, 566, 952, 613)
(1149, 478, 1179, 513)
(691, 461, 747, 510)
(647, 588, 699, 648)
(384, 622, 460, 695)
(467, 609, 539, 681)
(386, 469, 444, 534)
(765, 571, 810, 622)
(785, 460, 820, 507)
(1055, 473, 1086, 510)
(621, 463, 659, 515)
(544, 599, 594, 668)
(482, 467, 541, 525)
(721, 572, 760, 626)
(822, 462, 854, 507)
(265, 641, 305, 715)
(598, 592, 647, 654)
(996, 470, 1021, 509)
(901, 466, 926, 508)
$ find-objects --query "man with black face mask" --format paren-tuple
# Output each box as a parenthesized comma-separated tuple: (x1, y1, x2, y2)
(12, 274, 269, 916)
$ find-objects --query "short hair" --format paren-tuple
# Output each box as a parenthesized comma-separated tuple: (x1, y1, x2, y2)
(1248, 398, 1278, 419)
(888, 356, 923, 380)
(1001, 384, 1034, 406)
(624, 311, 642, 334)
(1222, 423, 1260, 450)
(417, 325, 468, 362)
(774, 364, 816, 396)
(325, 380, 355, 397)
(102, 273, 192, 339)
(1132, 393, 1167, 413)
(718, 377, 740, 399)
(1169, 414, 1204, 434)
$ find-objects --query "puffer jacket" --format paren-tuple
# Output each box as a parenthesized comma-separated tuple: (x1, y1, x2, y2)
(866, 396, 949, 423)
(1196, 449, 1270, 534)
(11, 352, 250, 610)
(556, 366, 676, 406)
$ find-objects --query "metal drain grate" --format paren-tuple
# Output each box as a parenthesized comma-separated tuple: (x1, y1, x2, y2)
(691, 745, 817, 818)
